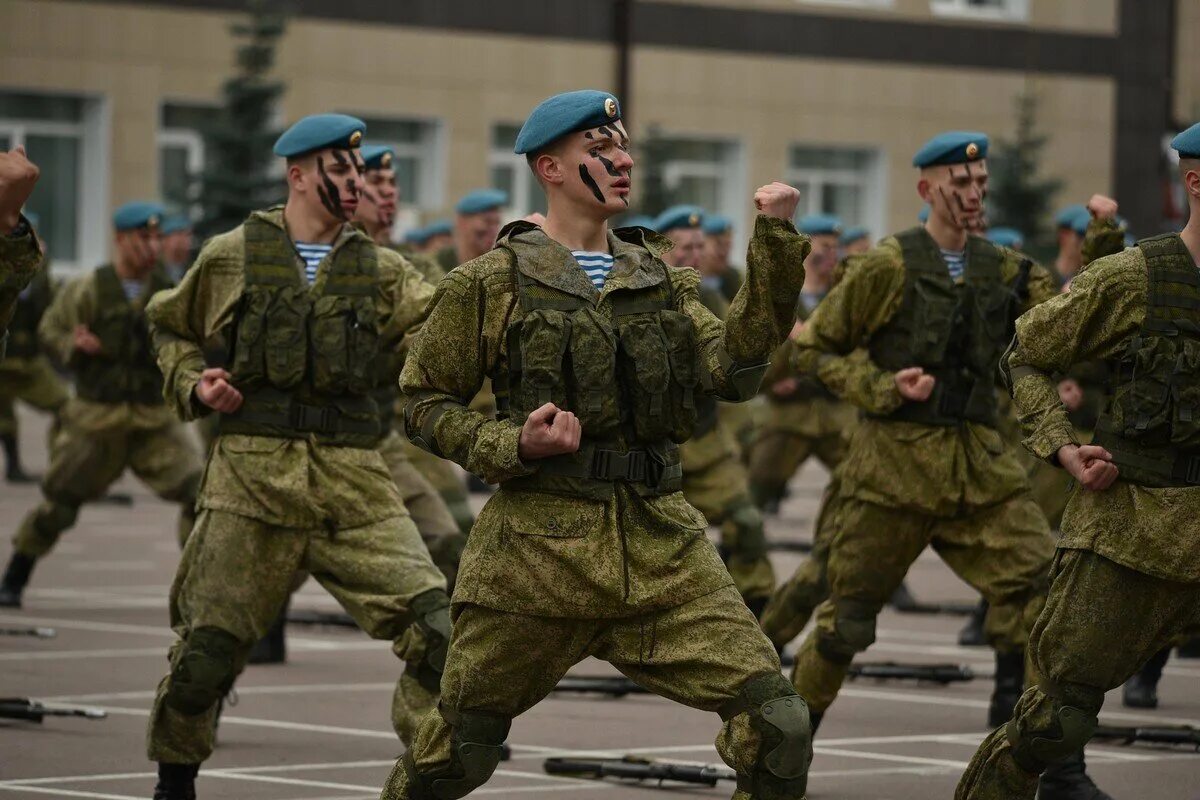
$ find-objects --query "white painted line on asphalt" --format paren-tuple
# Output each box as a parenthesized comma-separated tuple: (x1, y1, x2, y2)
(47, 682, 395, 703)
(812, 746, 969, 769)
(202, 771, 381, 792)
(0, 614, 173, 637)
(0, 785, 142, 800)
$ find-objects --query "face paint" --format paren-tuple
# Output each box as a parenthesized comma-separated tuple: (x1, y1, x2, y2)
(578, 164, 606, 204)
(315, 155, 345, 219)
(580, 123, 631, 206)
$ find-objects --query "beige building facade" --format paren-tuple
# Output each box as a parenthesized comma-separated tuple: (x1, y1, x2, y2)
(0, 0, 1182, 272)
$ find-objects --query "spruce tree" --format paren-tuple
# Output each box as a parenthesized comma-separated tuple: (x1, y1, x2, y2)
(196, 0, 287, 239)
(987, 89, 1062, 260)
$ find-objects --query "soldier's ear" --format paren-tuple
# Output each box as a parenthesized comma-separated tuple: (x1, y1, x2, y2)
(534, 153, 564, 187)
(916, 178, 933, 203)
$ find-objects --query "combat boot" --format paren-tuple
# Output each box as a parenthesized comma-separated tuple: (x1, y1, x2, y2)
(0, 552, 36, 608)
(152, 763, 198, 800)
(1037, 751, 1114, 800)
(957, 599, 988, 646)
(2, 433, 36, 483)
(1122, 647, 1170, 709)
(988, 649, 1024, 728)
(888, 581, 919, 611)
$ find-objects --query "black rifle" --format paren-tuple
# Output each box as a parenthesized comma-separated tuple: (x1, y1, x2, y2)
(0, 626, 56, 638)
(890, 599, 978, 616)
(0, 698, 107, 723)
(766, 540, 815, 554)
(286, 609, 359, 629)
(847, 662, 974, 685)
(544, 756, 736, 786)
(1093, 724, 1200, 750)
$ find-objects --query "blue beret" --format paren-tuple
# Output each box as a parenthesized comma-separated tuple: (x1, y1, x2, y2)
(514, 90, 622, 155)
(425, 219, 452, 237)
(918, 205, 931, 223)
(113, 201, 166, 232)
(1055, 204, 1087, 228)
(403, 225, 430, 245)
(23, 211, 39, 230)
(986, 227, 1025, 249)
(273, 113, 365, 158)
(798, 213, 842, 236)
(619, 214, 656, 230)
(1171, 121, 1200, 158)
(653, 205, 704, 233)
(839, 225, 869, 245)
(160, 214, 192, 235)
(361, 144, 395, 170)
(456, 189, 507, 215)
(913, 131, 989, 168)
(701, 213, 733, 235)
(1068, 207, 1094, 236)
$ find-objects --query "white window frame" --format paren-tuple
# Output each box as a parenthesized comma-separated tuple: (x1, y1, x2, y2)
(0, 91, 108, 275)
(654, 133, 748, 262)
(795, 0, 893, 9)
(930, 0, 1029, 23)
(348, 113, 446, 241)
(157, 125, 205, 216)
(489, 124, 542, 218)
(785, 144, 887, 243)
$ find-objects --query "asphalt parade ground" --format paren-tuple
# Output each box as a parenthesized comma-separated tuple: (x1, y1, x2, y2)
(2, 407, 1198, 800)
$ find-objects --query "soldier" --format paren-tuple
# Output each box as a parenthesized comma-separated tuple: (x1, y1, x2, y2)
(747, 214, 857, 514)
(0, 212, 69, 483)
(786, 132, 1058, 747)
(838, 225, 871, 256)
(654, 204, 775, 618)
(700, 212, 744, 303)
(421, 218, 453, 255)
(955, 124, 1200, 800)
(987, 226, 1025, 251)
(0, 145, 42, 359)
(431, 189, 507, 276)
(381, 90, 814, 800)
(1051, 204, 1087, 286)
(160, 215, 195, 285)
(142, 115, 452, 800)
(0, 202, 203, 608)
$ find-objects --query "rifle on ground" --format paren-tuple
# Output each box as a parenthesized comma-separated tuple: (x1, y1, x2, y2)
(544, 756, 736, 786)
(889, 599, 977, 616)
(0, 698, 106, 723)
(286, 609, 358, 629)
(0, 626, 56, 638)
(1093, 724, 1200, 750)
(766, 540, 814, 554)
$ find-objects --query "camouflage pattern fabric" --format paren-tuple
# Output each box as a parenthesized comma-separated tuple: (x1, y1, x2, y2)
(955, 550, 1200, 800)
(0, 223, 42, 351)
(399, 436, 475, 534)
(0, 355, 68, 436)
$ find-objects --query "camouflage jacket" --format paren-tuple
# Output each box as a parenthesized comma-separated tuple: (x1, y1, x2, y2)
(146, 207, 436, 528)
(399, 215, 809, 616)
(0, 218, 43, 355)
(1004, 243, 1200, 583)
(791, 234, 1057, 516)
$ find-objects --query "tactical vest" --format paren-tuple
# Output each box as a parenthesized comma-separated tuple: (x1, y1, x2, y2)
(6, 270, 53, 359)
(220, 216, 383, 447)
(493, 227, 701, 500)
(74, 266, 171, 405)
(1091, 234, 1200, 487)
(868, 227, 1015, 428)
(782, 292, 836, 403)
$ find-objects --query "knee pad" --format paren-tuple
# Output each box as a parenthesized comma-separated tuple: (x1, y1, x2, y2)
(721, 672, 812, 800)
(817, 600, 877, 663)
(405, 589, 452, 693)
(165, 626, 242, 716)
(729, 502, 767, 559)
(406, 706, 511, 800)
(1007, 704, 1098, 773)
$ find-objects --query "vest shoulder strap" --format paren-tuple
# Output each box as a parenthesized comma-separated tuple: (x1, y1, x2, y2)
(92, 265, 126, 307)
(1138, 233, 1200, 334)
(243, 216, 302, 288)
(895, 227, 945, 276)
(964, 235, 1003, 282)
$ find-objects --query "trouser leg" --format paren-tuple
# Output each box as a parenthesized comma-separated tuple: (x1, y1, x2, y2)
(747, 428, 812, 512)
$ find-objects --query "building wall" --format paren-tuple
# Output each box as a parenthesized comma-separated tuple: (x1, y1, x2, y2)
(1175, 0, 1200, 124)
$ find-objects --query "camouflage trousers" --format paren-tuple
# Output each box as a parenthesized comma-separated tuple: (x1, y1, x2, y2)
(791, 494, 1053, 713)
(0, 355, 68, 435)
(381, 585, 812, 800)
(13, 419, 202, 557)
(146, 508, 448, 764)
(379, 430, 467, 591)
(400, 435, 474, 535)
(956, 549, 1200, 800)
(746, 400, 851, 511)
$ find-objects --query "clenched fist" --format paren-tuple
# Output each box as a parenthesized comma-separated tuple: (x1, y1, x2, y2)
(1057, 443, 1118, 492)
(1086, 194, 1118, 222)
(72, 325, 102, 356)
(518, 403, 582, 461)
(753, 182, 801, 222)
(195, 367, 244, 413)
(0, 146, 40, 233)
(894, 366, 936, 402)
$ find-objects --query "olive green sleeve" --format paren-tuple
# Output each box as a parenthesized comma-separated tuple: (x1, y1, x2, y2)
(1021, 260, 1060, 309)
(146, 231, 246, 421)
(690, 214, 809, 401)
(376, 248, 436, 351)
(1003, 249, 1146, 461)
(398, 263, 535, 485)
(791, 247, 906, 414)
(37, 273, 91, 367)
(0, 219, 44, 336)
(1081, 217, 1127, 268)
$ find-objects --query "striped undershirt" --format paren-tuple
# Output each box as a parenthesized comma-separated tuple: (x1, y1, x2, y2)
(941, 248, 966, 281)
(120, 278, 143, 301)
(295, 242, 333, 284)
(571, 250, 615, 290)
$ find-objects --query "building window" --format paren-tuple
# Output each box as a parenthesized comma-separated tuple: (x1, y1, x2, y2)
(490, 124, 546, 217)
(0, 91, 107, 272)
(643, 134, 746, 245)
(930, 0, 1028, 22)
(158, 102, 213, 216)
(356, 116, 443, 212)
(787, 145, 885, 238)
